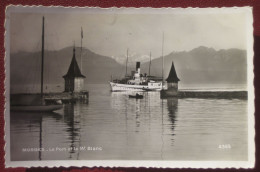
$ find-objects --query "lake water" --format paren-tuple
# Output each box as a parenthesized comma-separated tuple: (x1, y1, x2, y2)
(10, 84, 248, 161)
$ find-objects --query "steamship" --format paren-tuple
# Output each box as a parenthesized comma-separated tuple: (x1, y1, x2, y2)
(109, 62, 164, 92)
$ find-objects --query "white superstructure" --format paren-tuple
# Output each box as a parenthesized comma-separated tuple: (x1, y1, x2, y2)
(110, 62, 164, 92)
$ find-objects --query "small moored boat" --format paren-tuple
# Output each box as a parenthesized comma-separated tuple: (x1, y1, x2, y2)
(129, 93, 144, 99)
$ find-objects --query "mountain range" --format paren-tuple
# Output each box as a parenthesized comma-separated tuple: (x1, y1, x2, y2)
(10, 46, 247, 89)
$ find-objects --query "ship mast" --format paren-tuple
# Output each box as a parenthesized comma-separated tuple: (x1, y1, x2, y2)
(125, 48, 129, 77)
(162, 32, 164, 87)
(41, 16, 45, 97)
(149, 51, 151, 76)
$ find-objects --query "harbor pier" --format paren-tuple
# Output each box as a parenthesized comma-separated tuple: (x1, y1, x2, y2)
(160, 61, 247, 100)
(10, 92, 89, 106)
(44, 91, 89, 104)
(161, 90, 247, 100)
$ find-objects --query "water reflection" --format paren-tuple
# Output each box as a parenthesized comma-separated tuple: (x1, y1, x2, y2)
(10, 84, 248, 161)
(10, 112, 62, 160)
(11, 103, 85, 160)
(111, 92, 144, 133)
(63, 104, 81, 159)
(166, 98, 178, 134)
(134, 99, 141, 132)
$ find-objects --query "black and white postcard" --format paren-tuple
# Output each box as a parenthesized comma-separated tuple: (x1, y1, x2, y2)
(4, 6, 255, 168)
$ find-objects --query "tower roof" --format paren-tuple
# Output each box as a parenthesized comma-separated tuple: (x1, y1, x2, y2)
(63, 47, 86, 79)
(166, 62, 180, 83)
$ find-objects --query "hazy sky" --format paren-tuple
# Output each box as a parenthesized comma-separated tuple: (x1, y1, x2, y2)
(8, 7, 249, 59)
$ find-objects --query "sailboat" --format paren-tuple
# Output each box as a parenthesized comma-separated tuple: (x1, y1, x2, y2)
(11, 17, 63, 112)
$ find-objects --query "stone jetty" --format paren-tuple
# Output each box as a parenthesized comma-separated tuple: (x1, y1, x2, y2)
(44, 91, 89, 103)
(161, 90, 247, 99)
(160, 61, 247, 100)
(10, 92, 89, 105)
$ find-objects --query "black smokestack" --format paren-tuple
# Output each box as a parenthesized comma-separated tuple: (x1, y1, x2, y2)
(136, 62, 140, 71)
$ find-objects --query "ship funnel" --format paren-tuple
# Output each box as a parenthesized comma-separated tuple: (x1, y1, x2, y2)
(136, 62, 140, 71)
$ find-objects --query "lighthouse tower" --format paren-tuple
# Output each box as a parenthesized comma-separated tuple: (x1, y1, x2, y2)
(63, 46, 86, 92)
(166, 61, 180, 92)
(161, 61, 180, 97)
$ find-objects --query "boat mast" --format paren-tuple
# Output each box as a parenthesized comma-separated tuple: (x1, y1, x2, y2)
(41, 16, 44, 97)
(125, 48, 128, 77)
(162, 32, 164, 86)
(149, 51, 151, 76)
(80, 27, 83, 71)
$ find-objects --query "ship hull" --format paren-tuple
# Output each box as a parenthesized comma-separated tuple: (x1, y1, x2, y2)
(109, 82, 163, 92)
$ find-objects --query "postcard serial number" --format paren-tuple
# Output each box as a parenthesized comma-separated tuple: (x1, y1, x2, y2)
(218, 144, 231, 149)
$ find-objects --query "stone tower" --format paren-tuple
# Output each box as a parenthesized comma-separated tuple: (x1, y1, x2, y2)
(63, 46, 86, 92)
